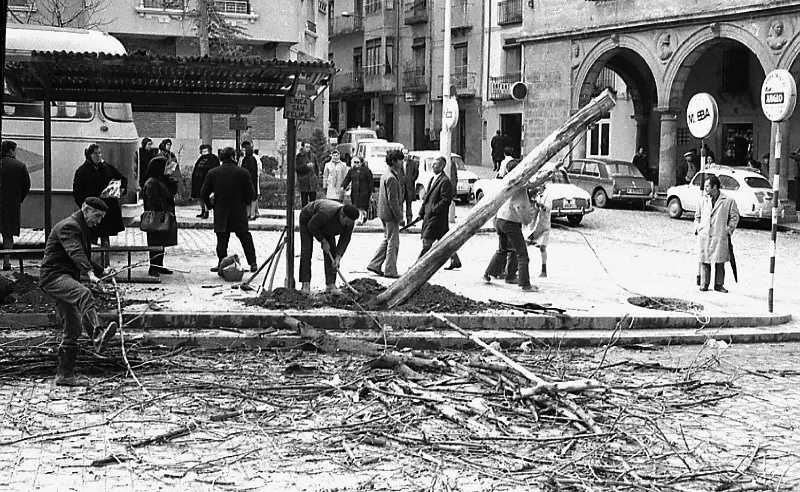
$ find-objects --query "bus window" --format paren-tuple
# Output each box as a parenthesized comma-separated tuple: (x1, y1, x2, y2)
(102, 102, 133, 122)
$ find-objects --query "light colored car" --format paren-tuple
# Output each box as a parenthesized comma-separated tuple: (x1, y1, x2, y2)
(666, 165, 778, 222)
(565, 157, 654, 208)
(473, 169, 593, 225)
(336, 127, 377, 163)
(354, 139, 406, 184)
(407, 150, 478, 204)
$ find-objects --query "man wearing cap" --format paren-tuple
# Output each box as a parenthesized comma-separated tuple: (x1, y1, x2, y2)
(298, 199, 359, 294)
(39, 197, 119, 387)
(683, 149, 700, 185)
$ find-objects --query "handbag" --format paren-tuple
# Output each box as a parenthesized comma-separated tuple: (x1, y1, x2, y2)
(139, 210, 175, 232)
(367, 195, 378, 221)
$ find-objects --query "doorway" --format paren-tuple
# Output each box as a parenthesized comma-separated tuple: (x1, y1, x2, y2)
(500, 113, 522, 158)
(412, 105, 426, 150)
(383, 103, 394, 142)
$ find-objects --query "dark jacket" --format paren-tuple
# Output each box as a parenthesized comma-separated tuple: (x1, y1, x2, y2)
(39, 210, 103, 287)
(296, 151, 319, 193)
(403, 158, 419, 200)
(0, 153, 31, 236)
(201, 160, 254, 233)
(299, 199, 355, 258)
(190, 153, 220, 199)
(137, 147, 157, 190)
(143, 177, 178, 247)
(240, 154, 259, 197)
(72, 159, 127, 238)
(490, 134, 505, 161)
(420, 172, 454, 240)
(341, 165, 374, 209)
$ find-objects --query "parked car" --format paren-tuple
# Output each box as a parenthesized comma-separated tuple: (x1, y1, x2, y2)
(473, 168, 593, 225)
(353, 139, 406, 185)
(407, 150, 477, 204)
(336, 127, 377, 163)
(565, 157, 654, 208)
(666, 165, 778, 223)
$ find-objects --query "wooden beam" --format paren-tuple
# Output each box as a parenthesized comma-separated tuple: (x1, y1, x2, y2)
(373, 89, 616, 309)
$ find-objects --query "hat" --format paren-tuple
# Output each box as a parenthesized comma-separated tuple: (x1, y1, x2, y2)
(84, 197, 108, 212)
(683, 151, 694, 158)
(342, 204, 360, 220)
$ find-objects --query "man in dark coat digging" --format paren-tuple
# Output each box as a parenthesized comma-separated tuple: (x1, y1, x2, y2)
(39, 197, 119, 387)
(298, 199, 359, 295)
(417, 156, 461, 269)
(201, 147, 258, 273)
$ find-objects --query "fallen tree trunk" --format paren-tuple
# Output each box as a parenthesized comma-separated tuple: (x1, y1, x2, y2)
(373, 90, 616, 309)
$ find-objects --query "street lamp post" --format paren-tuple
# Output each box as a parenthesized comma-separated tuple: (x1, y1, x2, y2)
(439, 0, 456, 222)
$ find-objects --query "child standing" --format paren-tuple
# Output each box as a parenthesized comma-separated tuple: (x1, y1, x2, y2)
(525, 187, 551, 278)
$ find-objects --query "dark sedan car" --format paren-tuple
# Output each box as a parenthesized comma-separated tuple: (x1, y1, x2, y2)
(565, 158, 654, 208)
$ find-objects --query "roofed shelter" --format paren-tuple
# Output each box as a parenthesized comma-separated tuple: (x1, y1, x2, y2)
(3, 50, 335, 289)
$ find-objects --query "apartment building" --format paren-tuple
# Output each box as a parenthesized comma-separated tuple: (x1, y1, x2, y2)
(328, 0, 483, 164)
(9, 0, 330, 158)
(519, 0, 800, 206)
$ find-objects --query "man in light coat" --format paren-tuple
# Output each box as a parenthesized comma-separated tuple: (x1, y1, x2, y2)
(694, 174, 739, 293)
(367, 149, 405, 278)
(322, 149, 348, 202)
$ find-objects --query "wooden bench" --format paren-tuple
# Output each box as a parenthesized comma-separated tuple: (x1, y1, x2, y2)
(1, 246, 164, 283)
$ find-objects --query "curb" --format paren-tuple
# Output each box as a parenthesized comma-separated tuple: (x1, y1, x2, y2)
(0, 310, 791, 331)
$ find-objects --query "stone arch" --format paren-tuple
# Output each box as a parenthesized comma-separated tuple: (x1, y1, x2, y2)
(572, 35, 663, 112)
(777, 29, 800, 69)
(661, 22, 775, 108)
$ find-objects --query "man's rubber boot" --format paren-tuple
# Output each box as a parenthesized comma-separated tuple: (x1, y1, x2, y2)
(55, 346, 88, 387)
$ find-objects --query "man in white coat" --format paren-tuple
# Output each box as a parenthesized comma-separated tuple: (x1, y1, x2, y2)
(694, 174, 739, 293)
(323, 149, 348, 202)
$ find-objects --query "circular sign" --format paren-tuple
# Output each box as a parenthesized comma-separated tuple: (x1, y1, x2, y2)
(761, 69, 797, 122)
(511, 81, 528, 101)
(442, 98, 459, 130)
(686, 93, 719, 139)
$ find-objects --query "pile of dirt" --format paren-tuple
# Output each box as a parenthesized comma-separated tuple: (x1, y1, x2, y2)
(244, 277, 496, 314)
(0, 272, 129, 314)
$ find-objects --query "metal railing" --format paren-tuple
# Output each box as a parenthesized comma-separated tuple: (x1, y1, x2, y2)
(403, 66, 426, 90)
(329, 13, 365, 36)
(318, 0, 327, 14)
(214, 0, 248, 13)
(330, 71, 364, 94)
(404, 0, 427, 24)
(489, 72, 521, 100)
(497, 0, 522, 25)
(141, 0, 187, 10)
(438, 71, 477, 94)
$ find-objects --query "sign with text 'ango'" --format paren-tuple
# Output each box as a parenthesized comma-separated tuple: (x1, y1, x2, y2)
(686, 93, 718, 139)
(761, 69, 797, 123)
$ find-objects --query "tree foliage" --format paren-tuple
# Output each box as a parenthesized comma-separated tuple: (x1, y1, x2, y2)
(7, 0, 111, 29)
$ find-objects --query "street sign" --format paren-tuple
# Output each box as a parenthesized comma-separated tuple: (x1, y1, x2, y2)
(442, 97, 459, 130)
(761, 69, 797, 122)
(686, 92, 718, 139)
(229, 116, 248, 131)
(284, 96, 314, 122)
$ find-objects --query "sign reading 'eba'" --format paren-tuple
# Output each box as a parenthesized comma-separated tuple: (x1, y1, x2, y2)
(761, 69, 797, 122)
(686, 92, 719, 139)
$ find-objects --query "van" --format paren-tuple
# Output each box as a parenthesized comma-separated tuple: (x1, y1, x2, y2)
(354, 139, 406, 185)
(336, 127, 377, 163)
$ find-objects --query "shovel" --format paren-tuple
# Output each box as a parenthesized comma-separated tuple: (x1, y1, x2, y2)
(399, 216, 422, 232)
(324, 250, 360, 295)
(240, 228, 286, 291)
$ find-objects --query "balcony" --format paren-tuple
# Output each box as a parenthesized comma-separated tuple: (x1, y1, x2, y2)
(140, 0, 187, 10)
(489, 72, 521, 100)
(214, 0, 249, 13)
(318, 0, 328, 14)
(497, 0, 522, 25)
(330, 71, 364, 96)
(404, 0, 427, 24)
(364, 0, 394, 14)
(363, 65, 397, 93)
(403, 66, 426, 92)
(330, 13, 364, 37)
(438, 71, 477, 97)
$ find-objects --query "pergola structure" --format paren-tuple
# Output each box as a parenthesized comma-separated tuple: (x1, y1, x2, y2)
(3, 50, 336, 289)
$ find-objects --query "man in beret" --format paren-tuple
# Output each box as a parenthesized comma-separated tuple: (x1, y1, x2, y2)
(298, 199, 359, 294)
(39, 197, 119, 387)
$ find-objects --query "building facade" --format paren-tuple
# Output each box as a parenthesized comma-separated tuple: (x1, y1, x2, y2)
(8, 0, 330, 160)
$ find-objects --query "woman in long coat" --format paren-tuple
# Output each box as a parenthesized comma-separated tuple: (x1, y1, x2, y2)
(142, 156, 178, 277)
(190, 144, 220, 219)
(73, 143, 127, 246)
(136, 137, 157, 191)
(341, 157, 374, 224)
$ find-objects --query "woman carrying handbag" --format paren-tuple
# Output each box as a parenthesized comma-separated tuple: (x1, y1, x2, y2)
(141, 156, 179, 277)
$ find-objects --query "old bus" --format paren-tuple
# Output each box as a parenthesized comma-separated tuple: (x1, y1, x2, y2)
(3, 25, 139, 229)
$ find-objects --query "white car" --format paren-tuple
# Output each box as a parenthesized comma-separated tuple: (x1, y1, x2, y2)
(336, 127, 377, 163)
(473, 169, 594, 225)
(407, 151, 478, 204)
(354, 139, 406, 185)
(666, 165, 778, 222)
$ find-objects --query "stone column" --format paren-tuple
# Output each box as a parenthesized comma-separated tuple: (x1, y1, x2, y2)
(657, 109, 678, 191)
(779, 120, 792, 203)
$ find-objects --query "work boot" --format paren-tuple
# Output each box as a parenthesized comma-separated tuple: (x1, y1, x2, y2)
(249, 263, 259, 273)
(713, 285, 729, 293)
(539, 265, 547, 278)
(55, 346, 88, 387)
(300, 282, 311, 294)
(444, 260, 461, 270)
(93, 321, 118, 354)
(326, 284, 341, 295)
